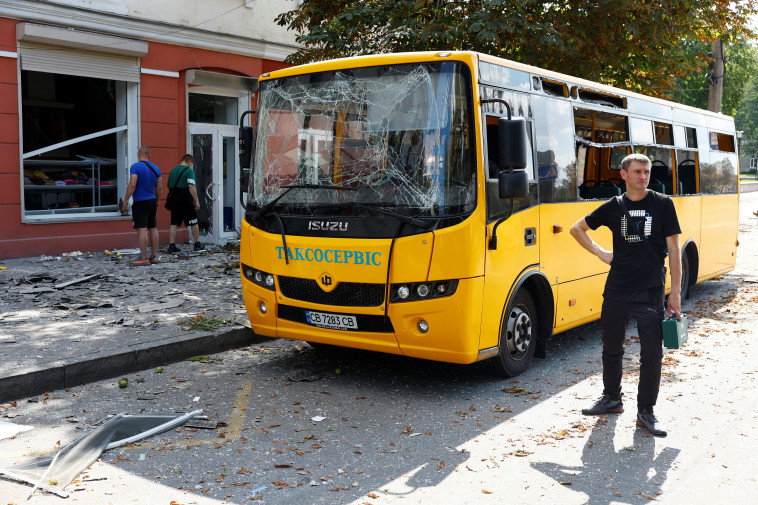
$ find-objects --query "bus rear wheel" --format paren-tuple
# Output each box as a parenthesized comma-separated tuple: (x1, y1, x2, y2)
(491, 289, 538, 377)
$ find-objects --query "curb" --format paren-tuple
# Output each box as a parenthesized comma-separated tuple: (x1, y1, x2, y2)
(0, 325, 272, 402)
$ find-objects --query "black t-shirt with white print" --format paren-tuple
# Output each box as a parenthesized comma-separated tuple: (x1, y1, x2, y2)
(584, 191, 681, 293)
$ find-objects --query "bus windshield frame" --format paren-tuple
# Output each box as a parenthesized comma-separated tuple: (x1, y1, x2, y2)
(247, 61, 476, 220)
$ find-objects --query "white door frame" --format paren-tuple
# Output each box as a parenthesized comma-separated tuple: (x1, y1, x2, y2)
(187, 124, 240, 243)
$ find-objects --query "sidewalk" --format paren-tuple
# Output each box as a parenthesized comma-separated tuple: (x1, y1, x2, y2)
(0, 244, 270, 402)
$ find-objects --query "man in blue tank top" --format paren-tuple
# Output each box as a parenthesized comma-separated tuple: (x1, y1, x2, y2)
(122, 146, 162, 265)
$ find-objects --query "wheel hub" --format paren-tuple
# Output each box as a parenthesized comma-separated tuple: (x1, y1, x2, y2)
(506, 306, 532, 357)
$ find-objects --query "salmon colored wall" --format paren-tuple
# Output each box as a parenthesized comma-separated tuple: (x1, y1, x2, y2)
(0, 21, 21, 256)
(142, 42, 268, 77)
(0, 17, 289, 259)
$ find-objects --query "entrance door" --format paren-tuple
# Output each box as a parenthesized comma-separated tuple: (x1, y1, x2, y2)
(189, 125, 240, 243)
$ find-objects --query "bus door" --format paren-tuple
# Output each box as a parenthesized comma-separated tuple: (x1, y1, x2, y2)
(538, 103, 621, 330)
(479, 113, 540, 351)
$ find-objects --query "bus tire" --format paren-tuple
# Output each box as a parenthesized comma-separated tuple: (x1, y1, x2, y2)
(680, 249, 691, 300)
(491, 289, 537, 377)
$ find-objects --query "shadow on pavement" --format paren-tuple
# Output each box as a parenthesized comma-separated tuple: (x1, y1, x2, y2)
(531, 414, 680, 504)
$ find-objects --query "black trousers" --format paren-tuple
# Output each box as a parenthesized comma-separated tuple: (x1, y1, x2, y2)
(600, 288, 665, 411)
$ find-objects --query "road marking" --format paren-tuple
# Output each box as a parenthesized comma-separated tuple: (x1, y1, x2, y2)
(131, 378, 253, 449)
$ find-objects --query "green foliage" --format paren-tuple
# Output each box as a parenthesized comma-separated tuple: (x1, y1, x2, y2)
(736, 76, 758, 156)
(186, 355, 211, 363)
(672, 39, 758, 155)
(671, 39, 758, 116)
(276, 0, 758, 98)
(177, 314, 232, 332)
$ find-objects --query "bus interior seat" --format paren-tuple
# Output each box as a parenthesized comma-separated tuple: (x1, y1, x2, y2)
(648, 178, 666, 193)
(678, 160, 697, 194)
(579, 181, 622, 199)
(651, 160, 673, 194)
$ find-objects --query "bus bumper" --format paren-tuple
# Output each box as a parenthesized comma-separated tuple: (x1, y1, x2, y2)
(240, 276, 484, 364)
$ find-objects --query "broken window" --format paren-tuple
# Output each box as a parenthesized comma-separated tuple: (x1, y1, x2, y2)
(573, 108, 630, 199)
(248, 61, 476, 220)
(21, 71, 133, 220)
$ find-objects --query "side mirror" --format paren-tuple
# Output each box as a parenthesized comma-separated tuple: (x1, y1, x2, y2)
(499, 170, 529, 199)
(498, 117, 528, 171)
(239, 125, 253, 170)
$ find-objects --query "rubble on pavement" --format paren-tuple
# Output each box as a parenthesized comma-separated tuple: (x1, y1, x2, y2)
(0, 243, 250, 379)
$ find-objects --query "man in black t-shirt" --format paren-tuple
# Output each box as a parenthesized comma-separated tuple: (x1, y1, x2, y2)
(570, 153, 682, 437)
(166, 154, 203, 253)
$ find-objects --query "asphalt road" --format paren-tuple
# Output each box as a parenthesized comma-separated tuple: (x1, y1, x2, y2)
(2, 193, 758, 505)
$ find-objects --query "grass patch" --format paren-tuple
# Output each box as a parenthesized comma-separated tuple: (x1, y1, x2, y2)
(177, 314, 232, 332)
(186, 355, 211, 363)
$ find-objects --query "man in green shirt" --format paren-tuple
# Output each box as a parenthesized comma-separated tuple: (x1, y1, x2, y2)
(166, 154, 203, 253)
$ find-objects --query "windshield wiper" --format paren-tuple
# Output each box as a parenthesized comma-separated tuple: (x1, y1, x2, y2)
(252, 184, 359, 221)
(350, 202, 434, 229)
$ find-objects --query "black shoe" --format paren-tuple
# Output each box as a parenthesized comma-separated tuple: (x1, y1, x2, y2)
(582, 394, 624, 415)
(636, 408, 667, 437)
(193, 242, 206, 252)
(167, 244, 180, 253)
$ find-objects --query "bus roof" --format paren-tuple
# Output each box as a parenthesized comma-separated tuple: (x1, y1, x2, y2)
(260, 51, 733, 124)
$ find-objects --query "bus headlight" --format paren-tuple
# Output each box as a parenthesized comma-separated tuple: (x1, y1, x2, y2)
(397, 285, 410, 299)
(241, 264, 276, 291)
(391, 280, 458, 302)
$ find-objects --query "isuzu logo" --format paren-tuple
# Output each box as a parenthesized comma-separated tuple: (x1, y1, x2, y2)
(308, 221, 348, 232)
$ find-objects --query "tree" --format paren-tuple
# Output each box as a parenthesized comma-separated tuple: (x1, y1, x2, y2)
(735, 76, 758, 157)
(672, 39, 758, 157)
(671, 39, 758, 117)
(276, 0, 758, 99)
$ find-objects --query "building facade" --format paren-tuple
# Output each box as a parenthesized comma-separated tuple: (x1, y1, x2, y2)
(0, 0, 298, 258)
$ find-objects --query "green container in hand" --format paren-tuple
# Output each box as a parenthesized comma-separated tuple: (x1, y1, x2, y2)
(662, 314, 688, 349)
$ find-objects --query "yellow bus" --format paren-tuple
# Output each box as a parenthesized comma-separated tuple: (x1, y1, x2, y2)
(238, 51, 739, 376)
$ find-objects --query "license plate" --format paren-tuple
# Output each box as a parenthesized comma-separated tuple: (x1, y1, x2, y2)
(304, 310, 358, 330)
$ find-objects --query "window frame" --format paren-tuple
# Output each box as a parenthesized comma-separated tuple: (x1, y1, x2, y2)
(19, 70, 139, 223)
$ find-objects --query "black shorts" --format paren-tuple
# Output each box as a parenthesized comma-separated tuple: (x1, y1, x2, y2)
(132, 198, 158, 229)
(170, 202, 198, 227)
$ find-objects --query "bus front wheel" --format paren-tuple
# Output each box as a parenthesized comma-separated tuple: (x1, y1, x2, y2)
(491, 289, 538, 377)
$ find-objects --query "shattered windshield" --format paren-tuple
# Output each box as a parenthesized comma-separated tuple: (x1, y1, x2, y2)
(249, 61, 475, 218)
